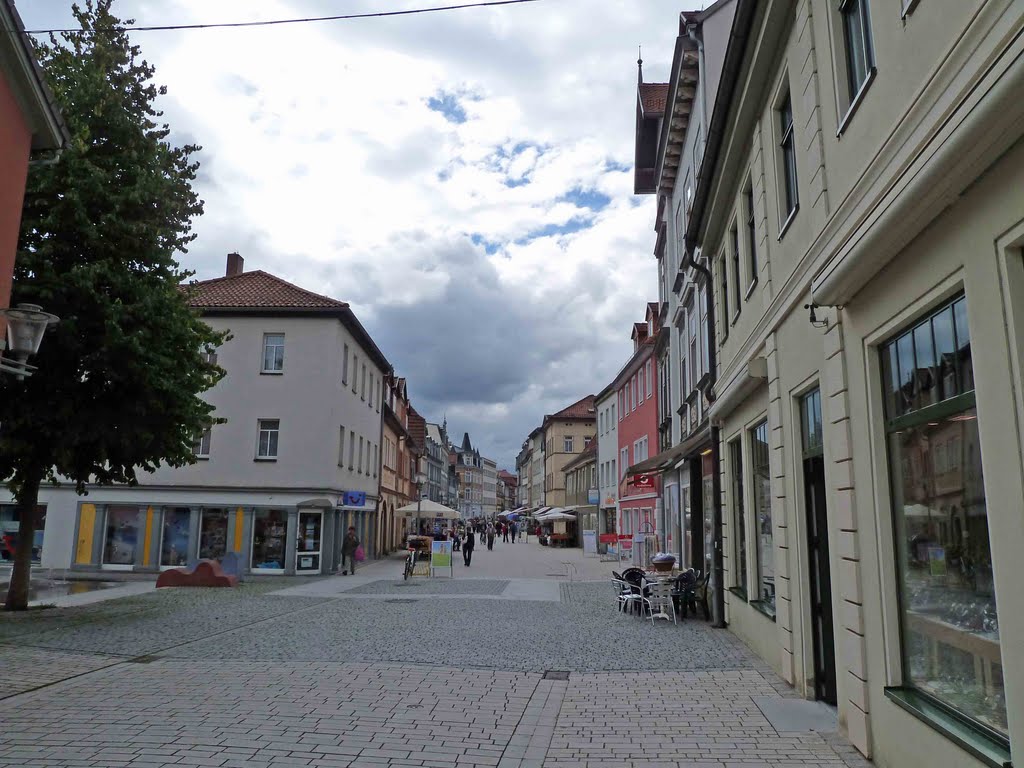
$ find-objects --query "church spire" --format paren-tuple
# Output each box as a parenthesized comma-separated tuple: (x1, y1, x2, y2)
(637, 46, 643, 85)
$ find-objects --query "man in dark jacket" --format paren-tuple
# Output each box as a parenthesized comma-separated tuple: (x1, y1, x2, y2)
(341, 527, 359, 575)
(463, 528, 475, 567)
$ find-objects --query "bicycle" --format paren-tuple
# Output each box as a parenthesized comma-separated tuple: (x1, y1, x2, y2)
(403, 548, 415, 580)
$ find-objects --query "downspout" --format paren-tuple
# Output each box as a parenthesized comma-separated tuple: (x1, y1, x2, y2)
(687, 22, 709, 153)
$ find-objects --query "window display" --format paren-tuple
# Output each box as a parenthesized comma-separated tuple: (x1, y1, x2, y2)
(160, 507, 191, 567)
(251, 509, 288, 571)
(0, 504, 45, 564)
(882, 296, 1004, 736)
(730, 439, 746, 597)
(198, 508, 228, 560)
(103, 506, 140, 566)
(751, 421, 774, 613)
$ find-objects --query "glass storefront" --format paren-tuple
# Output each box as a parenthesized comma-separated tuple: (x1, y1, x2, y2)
(751, 421, 774, 613)
(198, 508, 228, 560)
(882, 295, 1005, 736)
(103, 506, 140, 566)
(251, 509, 288, 571)
(730, 439, 746, 597)
(160, 507, 191, 567)
(0, 504, 45, 564)
(296, 511, 322, 572)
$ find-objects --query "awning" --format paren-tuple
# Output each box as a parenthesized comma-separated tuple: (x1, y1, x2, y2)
(395, 499, 460, 520)
(626, 424, 713, 475)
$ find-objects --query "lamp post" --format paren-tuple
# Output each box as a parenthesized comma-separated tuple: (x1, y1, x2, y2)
(0, 303, 59, 379)
(414, 471, 427, 535)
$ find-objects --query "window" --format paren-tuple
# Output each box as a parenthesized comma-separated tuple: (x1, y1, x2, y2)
(745, 184, 757, 288)
(779, 92, 799, 220)
(584, 436, 593, 449)
(881, 295, 1004, 737)
(251, 509, 287, 572)
(751, 421, 773, 614)
(699, 284, 709, 378)
(338, 427, 346, 467)
(563, 436, 574, 453)
(645, 360, 653, 397)
(719, 254, 730, 337)
(352, 354, 358, 393)
(632, 377, 637, 411)
(193, 428, 211, 458)
(257, 419, 279, 459)
(611, 457, 616, 481)
(620, 447, 628, 478)
(368, 373, 374, 408)
(730, 438, 746, 598)
(358, 437, 364, 473)
(361, 363, 367, 400)
(342, 343, 349, 384)
(262, 334, 284, 373)
(612, 402, 616, 423)
(733, 224, 741, 317)
(840, 0, 874, 100)
(349, 432, 356, 470)
(679, 322, 689, 402)
(638, 368, 645, 404)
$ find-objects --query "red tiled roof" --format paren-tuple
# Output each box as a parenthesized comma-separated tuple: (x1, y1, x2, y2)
(548, 394, 596, 421)
(186, 270, 348, 310)
(407, 407, 427, 452)
(639, 83, 669, 115)
(647, 301, 659, 318)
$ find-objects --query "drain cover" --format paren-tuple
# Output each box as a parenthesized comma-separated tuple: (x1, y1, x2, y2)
(385, 598, 418, 604)
(543, 670, 570, 680)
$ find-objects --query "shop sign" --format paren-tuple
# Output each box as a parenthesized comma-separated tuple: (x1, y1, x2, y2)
(587, 488, 599, 504)
(430, 541, 453, 577)
(631, 473, 655, 489)
(342, 491, 366, 507)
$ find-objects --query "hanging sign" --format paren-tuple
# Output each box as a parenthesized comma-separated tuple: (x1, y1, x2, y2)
(631, 473, 655, 489)
(342, 491, 366, 507)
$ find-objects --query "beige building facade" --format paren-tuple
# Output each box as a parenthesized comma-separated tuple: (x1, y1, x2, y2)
(686, 1, 1024, 766)
(541, 395, 596, 509)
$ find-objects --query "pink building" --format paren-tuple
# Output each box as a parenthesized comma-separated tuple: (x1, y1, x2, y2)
(614, 304, 662, 546)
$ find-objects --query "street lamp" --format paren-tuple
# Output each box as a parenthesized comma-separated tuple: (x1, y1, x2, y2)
(414, 471, 427, 534)
(0, 303, 59, 379)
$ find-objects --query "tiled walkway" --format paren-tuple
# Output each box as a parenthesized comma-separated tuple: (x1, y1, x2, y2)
(0, 545, 870, 767)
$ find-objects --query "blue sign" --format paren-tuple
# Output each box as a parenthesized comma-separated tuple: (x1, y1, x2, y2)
(588, 488, 599, 505)
(342, 491, 366, 507)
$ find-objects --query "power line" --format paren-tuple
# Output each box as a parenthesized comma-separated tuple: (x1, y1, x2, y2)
(23, 0, 542, 35)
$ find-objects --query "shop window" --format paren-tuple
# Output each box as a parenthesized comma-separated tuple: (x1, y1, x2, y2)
(251, 509, 287, 571)
(751, 421, 775, 615)
(198, 508, 228, 560)
(0, 504, 45, 565)
(160, 507, 190, 567)
(881, 295, 1005, 738)
(262, 333, 284, 373)
(730, 439, 747, 599)
(103, 506, 139, 566)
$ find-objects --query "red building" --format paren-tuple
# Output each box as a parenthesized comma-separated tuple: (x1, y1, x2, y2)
(0, 0, 67, 319)
(614, 304, 662, 549)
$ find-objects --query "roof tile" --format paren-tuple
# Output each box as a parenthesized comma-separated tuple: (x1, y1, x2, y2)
(186, 270, 349, 310)
(639, 83, 669, 115)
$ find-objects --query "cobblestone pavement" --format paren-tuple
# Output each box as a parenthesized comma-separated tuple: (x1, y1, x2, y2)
(0, 545, 869, 767)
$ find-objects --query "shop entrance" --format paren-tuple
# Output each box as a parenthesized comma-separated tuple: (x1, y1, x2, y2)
(296, 511, 323, 573)
(801, 388, 837, 705)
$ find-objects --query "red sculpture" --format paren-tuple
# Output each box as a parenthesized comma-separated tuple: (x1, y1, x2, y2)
(156, 559, 239, 588)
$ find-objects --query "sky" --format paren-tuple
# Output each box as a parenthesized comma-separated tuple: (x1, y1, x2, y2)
(18, 0, 694, 470)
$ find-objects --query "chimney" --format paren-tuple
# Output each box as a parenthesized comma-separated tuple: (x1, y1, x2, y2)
(226, 252, 244, 277)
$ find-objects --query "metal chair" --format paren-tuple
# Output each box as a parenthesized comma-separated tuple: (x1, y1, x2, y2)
(643, 576, 677, 624)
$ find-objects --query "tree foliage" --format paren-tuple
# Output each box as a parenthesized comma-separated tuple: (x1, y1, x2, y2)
(0, 0, 225, 609)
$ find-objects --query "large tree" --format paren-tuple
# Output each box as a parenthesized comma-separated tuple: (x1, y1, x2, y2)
(1, 0, 224, 610)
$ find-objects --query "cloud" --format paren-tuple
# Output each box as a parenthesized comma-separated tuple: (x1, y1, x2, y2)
(19, 0, 689, 468)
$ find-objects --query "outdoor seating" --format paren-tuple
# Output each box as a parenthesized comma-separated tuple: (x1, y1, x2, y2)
(671, 569, 711, 620)
(619, 567, 649, 616)
(643, 577, 677, 624)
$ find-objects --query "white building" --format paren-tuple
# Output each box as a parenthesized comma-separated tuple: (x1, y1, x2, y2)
(594, 388, 619, 537)
(481, 457, 497, 517)
(668, 0, 1024, 765)
(10, 254, 391, 576)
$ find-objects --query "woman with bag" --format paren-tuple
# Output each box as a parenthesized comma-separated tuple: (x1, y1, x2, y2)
(341, 526, 361, 575)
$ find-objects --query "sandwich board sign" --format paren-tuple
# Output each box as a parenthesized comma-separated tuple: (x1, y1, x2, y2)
(430, 541, 453, 577)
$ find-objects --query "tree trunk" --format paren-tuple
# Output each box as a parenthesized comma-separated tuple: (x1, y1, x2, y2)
(3, 472, 43, 611)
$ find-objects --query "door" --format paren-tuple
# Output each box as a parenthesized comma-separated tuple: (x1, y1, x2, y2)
(801, 388, 837, 705)
(296, 511, 323, 573)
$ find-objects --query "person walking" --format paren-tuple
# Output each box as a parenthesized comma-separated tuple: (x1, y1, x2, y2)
(341, 526, 359, 575)
(502, 523, 510, 543)
(511, 521, 519, 542)
(463, 528, 475, 567)
(486, 522, 495, 551)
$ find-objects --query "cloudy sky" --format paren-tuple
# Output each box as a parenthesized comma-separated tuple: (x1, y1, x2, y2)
(20, 0, 693, 470)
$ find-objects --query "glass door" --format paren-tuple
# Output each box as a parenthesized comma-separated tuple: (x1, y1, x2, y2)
(296, 511, 323, 573)
(801, 388, 837, 705)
